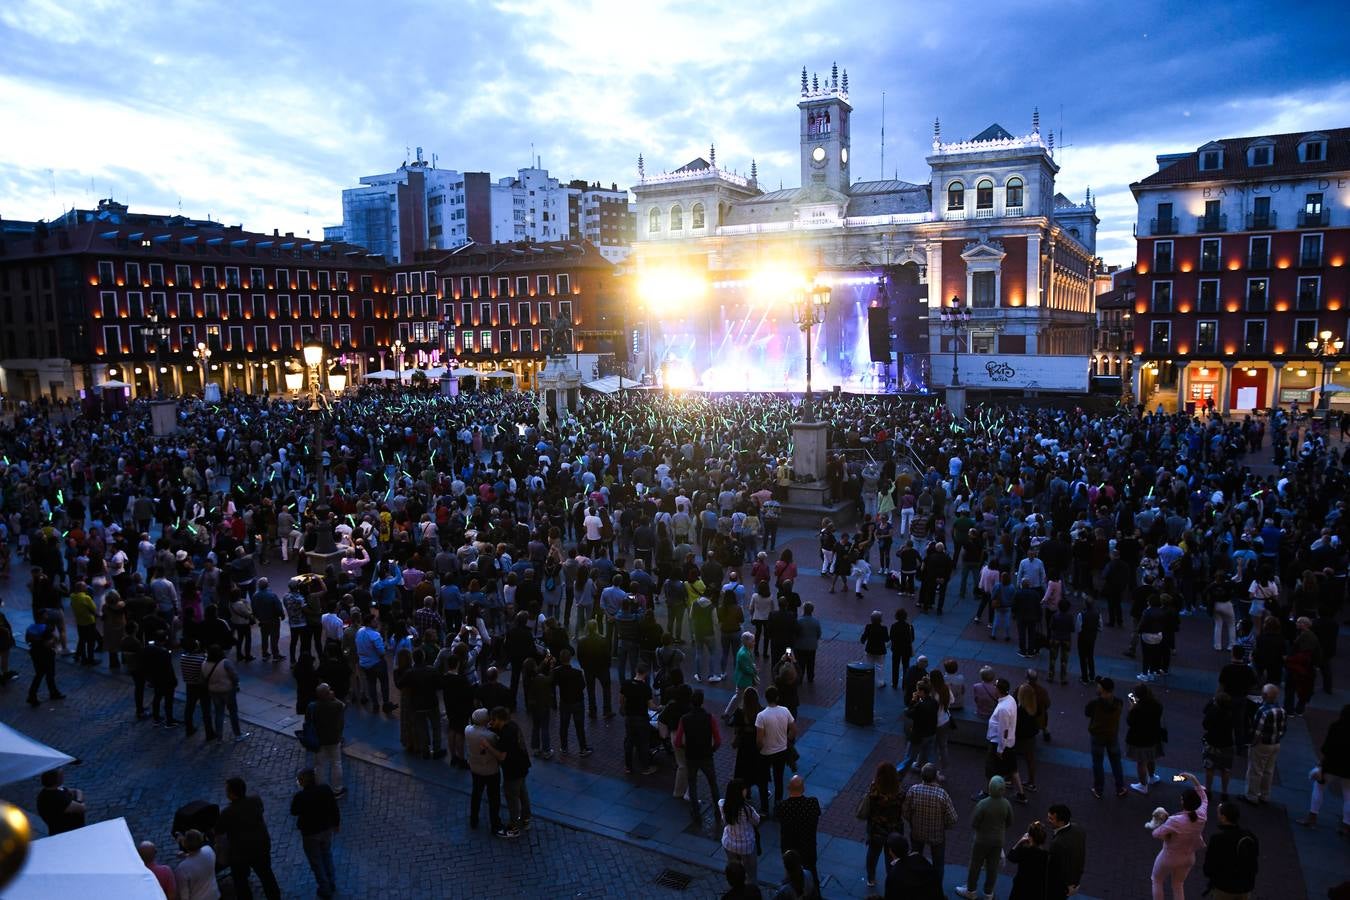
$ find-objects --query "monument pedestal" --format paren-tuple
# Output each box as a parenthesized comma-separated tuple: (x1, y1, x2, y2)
(790, 420, 829, 482)
(783, 420, 851, 526)
(945, 386, 967, 419)
(149, 399, 178, 436)
(537, 357, 582, 421)
(440, 373, 459, 397)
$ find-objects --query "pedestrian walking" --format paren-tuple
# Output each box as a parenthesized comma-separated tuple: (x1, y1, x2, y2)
(675, 689, 723, 825)
(309, 683, 346, 794)
(290, 768, 340, 899)
(861, 611, 889, 688)
(216, 777, 281, 900)
(1296, 702, 1350, 833)
(858, 761, 904, 889)
(1126, 683, 1166, 795)
(24, 611, 64, 707)
(953, 775, 1013, 900)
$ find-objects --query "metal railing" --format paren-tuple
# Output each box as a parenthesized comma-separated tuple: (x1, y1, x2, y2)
(1150, 217, 1177, 236)
(1297, 210, 1329, 227)
(1196, 213, 1228, 233)
(1245, 211, 1276, 230)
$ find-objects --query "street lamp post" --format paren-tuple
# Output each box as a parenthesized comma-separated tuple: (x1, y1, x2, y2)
(391, 338, 405, 391)
(791, 278, 833, 422)
(939, 295, 972, 387)
(1306, 329, 1345, 418)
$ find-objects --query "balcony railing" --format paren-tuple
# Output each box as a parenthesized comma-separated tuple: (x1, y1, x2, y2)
(1297, 209, 1329, 227)
(1197, 297, 1220, 313)
(1248, 253, 1270, 271)
(1300, 252, 1323, 268)
(1150, 340, 1172, 355)
(1004, 205, 1024, 217)
(945, 207, 967, 220)
(1150, 216, 1177, 236)
(1245, 211, 1276, 230)
(1296, 291, 1320, 311)
(1243, 340, 1267, 354)
(1246, 293, 1268, 312)
(1154, 258, 1174, 274)
(1200, 256, 1221, 272)
(1196, 213, 1228, 233)
(974, 206, 996, 219)
(1195, 341, 1218, 356)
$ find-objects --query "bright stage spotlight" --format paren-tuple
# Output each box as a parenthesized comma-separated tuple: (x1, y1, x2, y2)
(638, 268, 708, 312)
(746, 267, 808, 305)
(662, 358, 696, 390)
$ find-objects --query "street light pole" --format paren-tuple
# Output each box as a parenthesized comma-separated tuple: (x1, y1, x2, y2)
(939, 295, 972, 387)
(792, 277, 833, 423)
(391, 338, 405, 392)
(1306, 329, 1345, 419)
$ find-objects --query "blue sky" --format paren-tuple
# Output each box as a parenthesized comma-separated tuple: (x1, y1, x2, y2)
(2, 0, 1347, 265)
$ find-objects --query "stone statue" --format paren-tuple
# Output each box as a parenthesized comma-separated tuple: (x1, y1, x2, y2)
(547, 315, 572, 357)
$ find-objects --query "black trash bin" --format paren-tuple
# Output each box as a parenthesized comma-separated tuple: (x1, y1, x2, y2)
(845, 661, 875, 726)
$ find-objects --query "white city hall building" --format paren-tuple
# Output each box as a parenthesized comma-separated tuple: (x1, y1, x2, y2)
(629, 64, 1098, 397)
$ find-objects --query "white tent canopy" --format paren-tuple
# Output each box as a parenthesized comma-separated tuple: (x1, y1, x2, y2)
(363, 370, 397, 381)
(1322, 383, 1350, 394)
(4, 817, 163, 899)
(484, 370, 516, 380)
(451, 367, 480, 378)
(582, 375, 641, 394)
(0, 723, 74, 787)
(93, 380, 132, 390)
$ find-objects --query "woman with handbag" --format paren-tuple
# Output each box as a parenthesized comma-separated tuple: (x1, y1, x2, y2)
(858, 761, 904, 888)
(719, 778, 762, 888)
(205, 643, 249, 742)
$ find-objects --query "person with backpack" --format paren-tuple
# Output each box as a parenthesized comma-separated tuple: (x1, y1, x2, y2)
(1203, 801, 1259, 900)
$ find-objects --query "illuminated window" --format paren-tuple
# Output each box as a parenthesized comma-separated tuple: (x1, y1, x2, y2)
(947, 182, 964, 210)
(976, 179, 993, 210)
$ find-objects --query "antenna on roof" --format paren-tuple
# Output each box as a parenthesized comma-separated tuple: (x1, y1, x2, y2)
(880, 91, 886, 180)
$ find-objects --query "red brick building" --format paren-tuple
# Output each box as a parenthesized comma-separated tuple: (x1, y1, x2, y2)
(0, 201, 388, 399)
(1130, 127, 1350, 413)
(386, 240, 626, 388)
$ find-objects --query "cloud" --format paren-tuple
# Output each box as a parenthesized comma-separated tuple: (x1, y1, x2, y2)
(1, 0, 1346, 272)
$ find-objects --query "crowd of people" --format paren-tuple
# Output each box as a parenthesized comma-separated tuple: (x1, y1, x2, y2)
(1, 385, 1347, 899)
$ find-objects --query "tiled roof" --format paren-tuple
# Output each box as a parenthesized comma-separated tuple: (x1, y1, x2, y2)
(971, 123, 1015, 142)
(1133, 126, 1350, 188)
(0, 220, 383, 266)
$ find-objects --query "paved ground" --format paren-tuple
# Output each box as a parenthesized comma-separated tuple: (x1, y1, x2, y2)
(2, 523, 1346, 899)
(0, 661, 717, 899)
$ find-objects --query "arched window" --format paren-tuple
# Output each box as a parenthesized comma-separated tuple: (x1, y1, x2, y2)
(976, 178, 994, 210)
(692, 203, 705, 229)
(670, 205, 683, 230)
(947, 181, 964, 210)
(1005, 177, 1024, 208)
(648, 208, 660, 233)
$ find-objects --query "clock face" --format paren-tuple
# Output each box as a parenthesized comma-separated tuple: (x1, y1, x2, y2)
(811, 146, 826, 163)
(841, 148, 849, 164)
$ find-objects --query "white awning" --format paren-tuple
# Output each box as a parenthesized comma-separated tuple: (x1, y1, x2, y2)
(4, 818, 164, 899)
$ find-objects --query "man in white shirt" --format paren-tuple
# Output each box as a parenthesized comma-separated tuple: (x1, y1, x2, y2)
(983, 677, 1027, 804)
(583, 508, 603, 555)
(755, 686, 797, 816)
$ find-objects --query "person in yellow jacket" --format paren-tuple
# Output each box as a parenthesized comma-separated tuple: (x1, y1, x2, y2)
(69, 581, 100, 666)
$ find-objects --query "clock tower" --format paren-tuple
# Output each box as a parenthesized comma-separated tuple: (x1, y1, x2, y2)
(799, 63, 851, 195)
